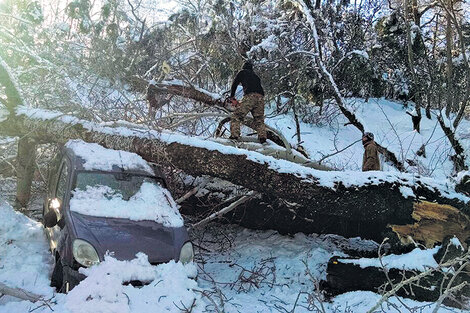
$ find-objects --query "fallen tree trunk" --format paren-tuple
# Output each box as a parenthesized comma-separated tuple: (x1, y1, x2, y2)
(390, 201, 470, 248)
(322, 256, 470, 309)
(210, 137, 331, 170)
(1, 107, 470, 240)
(146, 79, 223, 107)
(322, 239, 470, 309)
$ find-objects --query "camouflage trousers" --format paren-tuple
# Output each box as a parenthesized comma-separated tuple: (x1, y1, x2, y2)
(230, 93, 267, 141)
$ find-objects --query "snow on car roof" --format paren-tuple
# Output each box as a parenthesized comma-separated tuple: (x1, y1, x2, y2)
(65, 140, 154, 175)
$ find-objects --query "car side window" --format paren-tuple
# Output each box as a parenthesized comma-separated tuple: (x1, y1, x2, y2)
(56, 161, 70, 205)
(47, 153, 62, 195)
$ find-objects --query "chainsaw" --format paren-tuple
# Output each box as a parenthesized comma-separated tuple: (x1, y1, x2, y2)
(224, 97, 240, 109)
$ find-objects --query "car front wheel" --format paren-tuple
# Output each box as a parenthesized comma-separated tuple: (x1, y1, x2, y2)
(50, 257, 63, 291)
(51, 257, 71, 293)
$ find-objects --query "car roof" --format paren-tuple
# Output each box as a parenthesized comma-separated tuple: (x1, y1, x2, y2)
(61, 141, 165, 179)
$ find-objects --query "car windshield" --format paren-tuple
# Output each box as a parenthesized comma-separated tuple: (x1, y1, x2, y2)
(74, 172, 161, 200)
(70, 172, 184, 227)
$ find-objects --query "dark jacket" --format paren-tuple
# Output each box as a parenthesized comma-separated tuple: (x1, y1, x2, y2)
(230, 64, 264, 97)
(362, 140, 380, 171)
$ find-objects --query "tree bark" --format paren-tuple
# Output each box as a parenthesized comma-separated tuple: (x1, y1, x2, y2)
(139, 78, 223, 107)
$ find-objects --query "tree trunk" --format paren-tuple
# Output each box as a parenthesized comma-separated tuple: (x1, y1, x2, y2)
(445, 0, 454, 116)
(14, 136, 37, 210)
(133, 77, 224, 107)
(404, 0, 422, 133)
(412, 0, 419, 25)
(1, 109, 470, 240)
(390, 201, 470, 248)
(292, 98, 302, 146)
(437, 115, 467, 172)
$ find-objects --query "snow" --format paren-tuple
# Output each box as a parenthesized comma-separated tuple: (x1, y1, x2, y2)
(0, 106, 8, 123)
(70, 182, 184, 227)
(456, 170, 470, 184)
(0, 197, 466, 313)
(331, 291, 460, 313)
(64, 254, 198, 313)
(65, 140, 154, 175)
(2, 252, 199, 313)
(163, 131, 469, 203)
(339, 246, 440, 271)
(399, 185, 415, 198)
(196, 225, 465, 313)
(350, 49, 369, 59)
(248, 34, 278, 54)
(0, 200, 54, 297)
(196, 227, 347, 312)
(449, 236, 464, 251)
(266, 98, 470, 180)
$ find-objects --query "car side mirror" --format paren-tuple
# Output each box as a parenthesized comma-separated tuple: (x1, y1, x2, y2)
(44, 210, 58, 228)
(44, 198, 63, 228)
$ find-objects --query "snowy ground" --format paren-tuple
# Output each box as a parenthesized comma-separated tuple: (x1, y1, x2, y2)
(0, 197, 466, 313)
(265, 98, 470, 179)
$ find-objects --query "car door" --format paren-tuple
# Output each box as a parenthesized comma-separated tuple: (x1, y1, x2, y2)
(45, 157, 70, 253)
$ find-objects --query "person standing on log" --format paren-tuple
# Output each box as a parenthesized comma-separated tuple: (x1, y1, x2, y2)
(362, 132, 381, 171)
(229, 60, 267, 144)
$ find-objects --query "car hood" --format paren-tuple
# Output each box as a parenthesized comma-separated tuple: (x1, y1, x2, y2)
(70, 212, 189, 264)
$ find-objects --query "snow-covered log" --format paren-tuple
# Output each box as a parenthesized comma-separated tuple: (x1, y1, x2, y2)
(323, 239, 470, 309)
(137, 77, 223, 107)
(210, 137, 330, 170)
(1, 107, 470, 240)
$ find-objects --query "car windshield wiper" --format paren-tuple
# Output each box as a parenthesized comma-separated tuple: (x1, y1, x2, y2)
(113, 172, 132, 181)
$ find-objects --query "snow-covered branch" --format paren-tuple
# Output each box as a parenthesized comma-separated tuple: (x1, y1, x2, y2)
(0, 56, 24, 110)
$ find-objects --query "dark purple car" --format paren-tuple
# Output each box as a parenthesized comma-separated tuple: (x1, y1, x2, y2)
(43, 141, 194, 292)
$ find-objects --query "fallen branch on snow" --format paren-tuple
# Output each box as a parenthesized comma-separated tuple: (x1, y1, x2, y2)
(0, 282, 43, 303)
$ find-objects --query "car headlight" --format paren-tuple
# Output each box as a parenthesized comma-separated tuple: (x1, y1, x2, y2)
(179, 242, 194, 264)
(72, 239, 100, 267)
